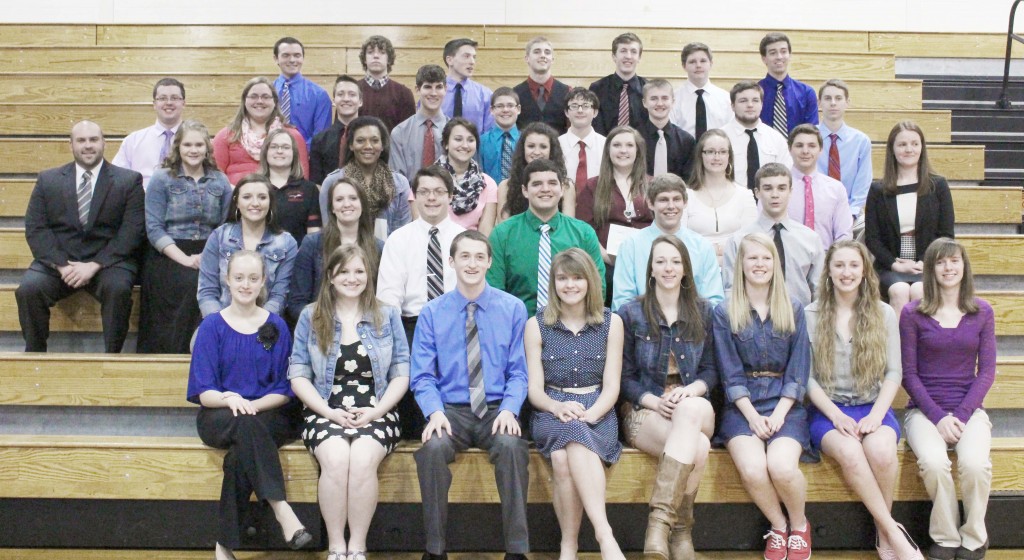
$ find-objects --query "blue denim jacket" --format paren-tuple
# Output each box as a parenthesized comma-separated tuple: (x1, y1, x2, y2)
(145, 167, 232, 252)
(288, 303, 410, 402)
(197, 222, 298, 317)
(712, 300, 810, 406)
(286, 232, 385, 323)
(617, 297, 718, 407)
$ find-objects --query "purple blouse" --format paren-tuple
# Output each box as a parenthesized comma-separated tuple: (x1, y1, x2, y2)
(899, 298, 996, 424)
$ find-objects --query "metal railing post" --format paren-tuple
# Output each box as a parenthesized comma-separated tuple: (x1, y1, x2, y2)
(997, 0, 1024, 108)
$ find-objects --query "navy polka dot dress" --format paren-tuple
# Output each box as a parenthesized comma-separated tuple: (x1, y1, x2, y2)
(530, 308, 622, 464)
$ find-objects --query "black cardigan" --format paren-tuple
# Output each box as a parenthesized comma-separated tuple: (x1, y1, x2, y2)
(863, 175, 955, 270)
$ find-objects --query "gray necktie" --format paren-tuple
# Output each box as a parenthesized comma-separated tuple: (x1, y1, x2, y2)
(77, 170, 93, 225)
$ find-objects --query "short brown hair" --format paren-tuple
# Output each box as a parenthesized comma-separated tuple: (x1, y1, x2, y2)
(818, 78, 850, 101)
(360, 35, 396, 73)
(730, 81, 763, 104)
(681, 42, 712, 65)
(759, 32, 791, 56)
(787, 123, 822, 149)
(612, 32, 643, 55)
(646, 173, 688, 204)
(443, 38, 478, 66)
(753, 163, 791, 190)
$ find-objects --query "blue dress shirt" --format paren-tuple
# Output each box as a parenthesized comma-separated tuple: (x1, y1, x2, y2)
(411, 284, 529, 419)
(442, 76, 495, 134)
(275, 73, 333, 150)
(612, 224, 724, 311)
(479, 126, 520, 183)
(759, 74, 819, 133)
(816, 123, 873, 217)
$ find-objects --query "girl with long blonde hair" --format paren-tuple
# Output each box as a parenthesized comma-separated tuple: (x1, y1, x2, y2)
(806, 240, 923, 560)
(712, 232, 812, 560)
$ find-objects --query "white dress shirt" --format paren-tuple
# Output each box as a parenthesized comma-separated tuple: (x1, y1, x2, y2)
(376, 216, 466, 317)
(75, 160, 103, 198)
(721, 118, 793, 189)
(722, 213, 824, 306)
(669, 80, 732, 138)
(559, 128, 606, 185)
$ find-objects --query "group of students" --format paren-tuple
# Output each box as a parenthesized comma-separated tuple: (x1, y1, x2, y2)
(14, 28, 992, 560)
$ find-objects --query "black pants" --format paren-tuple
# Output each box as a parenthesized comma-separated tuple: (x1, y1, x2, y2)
(15, 265, 135, 352)
(137, 241, 204, 354)
(196, 404, 298, 549)
(398, 315, 427, 440)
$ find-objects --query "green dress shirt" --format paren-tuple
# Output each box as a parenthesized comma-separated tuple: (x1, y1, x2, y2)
(487, 210, 606, 316)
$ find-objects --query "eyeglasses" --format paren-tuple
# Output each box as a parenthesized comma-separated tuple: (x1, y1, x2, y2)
(702, 149, 730, 157)
(417, 188, 449, 198)
(492, 103, 519, 111)
(154, 96, 184, 103)
(568, 103, 593, 111)
(267, 144, 292, 152)
(246, 94, 274, 102)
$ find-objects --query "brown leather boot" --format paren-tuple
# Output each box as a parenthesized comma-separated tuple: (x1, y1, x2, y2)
(643, 454, 694, 559)
(668, 490, 697, 560)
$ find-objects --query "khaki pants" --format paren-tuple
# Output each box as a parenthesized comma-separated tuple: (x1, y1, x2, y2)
(903, 408, 992, 550)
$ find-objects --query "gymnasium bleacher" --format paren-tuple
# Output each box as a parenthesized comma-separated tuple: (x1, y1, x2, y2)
(0, 23, 1022, 558)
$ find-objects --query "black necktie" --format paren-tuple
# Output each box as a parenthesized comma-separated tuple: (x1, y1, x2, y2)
(695, 89, 707, 140)
(537, 85, 547, 112)
(772, 222, 787, 277)
(745, 129, 760, 193)
(453, 83, 464, 118)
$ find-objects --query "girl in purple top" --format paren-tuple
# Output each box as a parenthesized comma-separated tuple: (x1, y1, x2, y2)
(900, 238, 995, 560)
(187, 250, 310, 560)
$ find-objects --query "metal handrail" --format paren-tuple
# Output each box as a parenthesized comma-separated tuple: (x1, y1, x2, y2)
(997, 0, 1024, 108)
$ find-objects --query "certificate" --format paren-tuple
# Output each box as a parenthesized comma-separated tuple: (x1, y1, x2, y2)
(606, 224, 638, 256)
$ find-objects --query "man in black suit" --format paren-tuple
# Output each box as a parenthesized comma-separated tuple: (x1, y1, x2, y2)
(513, 36, 570, 135)
(16, 120, 146, 352)
(589, 32, 648, 135)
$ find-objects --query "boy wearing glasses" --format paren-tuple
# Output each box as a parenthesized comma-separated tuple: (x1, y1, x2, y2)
(480, 88, 522, 183)
(558, 87, 605, 190)
(513, 36, 570, 134)
(113, 77, 186, 188)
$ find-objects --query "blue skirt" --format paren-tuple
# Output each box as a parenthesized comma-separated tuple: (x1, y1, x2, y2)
(808, 401, 901, 449)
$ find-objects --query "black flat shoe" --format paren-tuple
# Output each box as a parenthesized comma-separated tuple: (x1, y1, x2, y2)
(287, 527, 313, 550)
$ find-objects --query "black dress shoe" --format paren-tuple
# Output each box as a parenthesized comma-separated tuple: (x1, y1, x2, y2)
(504, 554, 529, 560)
(421, 553, 448, 560)
(286, 528, 313, 550)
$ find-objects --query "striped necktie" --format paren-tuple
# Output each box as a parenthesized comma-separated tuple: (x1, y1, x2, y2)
(427, 227, 443, 301)
(617, 82, 630, 127)
(828, 133, 842, 180)
(465, 302, 487, 418)
(77, 170, 93, 226)
(537, 224, 552, 308)
(772, 82, 787, 137)
(280, 81, 292, 123)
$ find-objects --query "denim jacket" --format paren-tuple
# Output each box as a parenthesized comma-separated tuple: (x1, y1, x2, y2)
(286, 232, 385, 324)
(197, 222, 298, 317)
(712, 300, 810, 406)
(145, 167, 232, 252)
(617, 297, 718, 407)
(288, 303, 410, 402)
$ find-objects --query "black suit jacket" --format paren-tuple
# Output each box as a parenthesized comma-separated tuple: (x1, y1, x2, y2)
(24, 161, 145, 275)
(864, 175, 955, 270)
(310, 120, 348, 184)
(636, 119, 696, 181)
(514, 79, 570, 135)
(589, 74, 648, 136)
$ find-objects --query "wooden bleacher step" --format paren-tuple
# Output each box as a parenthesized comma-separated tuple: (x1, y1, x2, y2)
(5, 552, 1024, 560)
(0, 434, 1021, 504)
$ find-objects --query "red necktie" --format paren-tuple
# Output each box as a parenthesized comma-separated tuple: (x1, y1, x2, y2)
(617, 82, 630, 127)
(422, 120, 436, 168)
(827, 133, 841, 180)
(803, 174, 815, 229)
(576, 140, 588, 190)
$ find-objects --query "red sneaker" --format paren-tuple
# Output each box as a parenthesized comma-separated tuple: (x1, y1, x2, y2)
(763, 527, 788, 560)
(787, 522, 812, 560)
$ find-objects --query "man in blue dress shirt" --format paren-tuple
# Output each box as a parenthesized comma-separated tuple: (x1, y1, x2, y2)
(816, 79, 873, 223)
(757, 32, 818, 135)
(272, 37, 332, 150)
(441, 38, 496, 134)
(411, 229, 530, 560)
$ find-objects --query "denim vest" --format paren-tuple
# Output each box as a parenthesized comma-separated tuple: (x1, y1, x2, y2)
(288, 303, 410, 402)
(617, 298, 718, 407)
